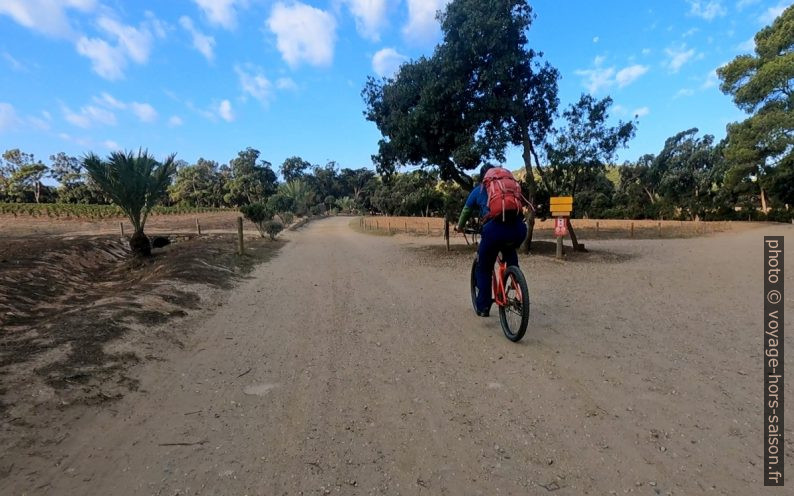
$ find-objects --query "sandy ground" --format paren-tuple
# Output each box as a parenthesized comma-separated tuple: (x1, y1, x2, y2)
(1, 217, 792, 495)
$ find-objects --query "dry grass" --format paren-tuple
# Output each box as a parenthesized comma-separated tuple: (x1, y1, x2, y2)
(355, 216, 757, 239)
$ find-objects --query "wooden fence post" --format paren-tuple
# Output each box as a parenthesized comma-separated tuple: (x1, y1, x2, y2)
(630, 222, 635, 238)
(595, 221, 599, 238)
(658, 222, 662, 237)
(427, 222, 430, 235)
(196, 218, 202, 236)
(237, 217, 244, 255)
(444, 215, 450, 251)
(120, 222, 124, 237)
(556, 236, 563, 259)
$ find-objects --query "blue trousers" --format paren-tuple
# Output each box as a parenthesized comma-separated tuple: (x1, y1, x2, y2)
(476, 218, 528, 313)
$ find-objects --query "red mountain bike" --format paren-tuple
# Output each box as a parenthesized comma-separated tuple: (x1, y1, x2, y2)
(463, 226, 530, 342)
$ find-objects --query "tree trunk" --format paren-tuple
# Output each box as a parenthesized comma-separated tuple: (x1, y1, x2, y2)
(760, 187, 769, 213)
(520, 134, 538, 253)
(129, 229, 151, 257)
(34, 181, 41, 204)
(566, 217, 585, 252)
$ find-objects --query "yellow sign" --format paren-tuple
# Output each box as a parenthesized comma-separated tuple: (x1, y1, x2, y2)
(550, 196, 573, 205)
(550, 196, 573, 215)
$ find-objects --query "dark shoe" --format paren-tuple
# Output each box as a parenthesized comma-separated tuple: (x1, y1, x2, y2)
(476, 309, 490, 317)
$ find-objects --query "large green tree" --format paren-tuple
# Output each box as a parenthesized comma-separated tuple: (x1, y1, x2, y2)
(224, 148, 277, 206)
(280, 156, 312, 183)
(363, 0, 559, 248)
(1, 149, 48, 203)
(169, 158, 226, 207)
(717, 5, 793, 210)
(541, 95, 636, 199)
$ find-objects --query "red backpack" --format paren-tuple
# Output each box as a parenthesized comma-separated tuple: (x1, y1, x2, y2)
(482, 168, 525, 222)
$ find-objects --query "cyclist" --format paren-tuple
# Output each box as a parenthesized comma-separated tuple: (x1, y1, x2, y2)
(455, 164, 528, 317)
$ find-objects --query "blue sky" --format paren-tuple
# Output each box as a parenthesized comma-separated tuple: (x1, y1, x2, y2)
(0, 0, 789, 174)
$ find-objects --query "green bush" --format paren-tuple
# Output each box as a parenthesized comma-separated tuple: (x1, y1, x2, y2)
(767, 209, 793, 223)
(240, 203, 278, 238)
(264, 220, 283, 240)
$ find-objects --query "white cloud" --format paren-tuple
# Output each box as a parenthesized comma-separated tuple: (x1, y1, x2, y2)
(612, 104, 627, 116)
(276, 77, 297, 90)
(372, 47, 407, 78)
(103, 140, 120, 150)
(575, 57, 648, 93)
(402, 0, 451, 45)
(179, 16, 215, 61)
(0, 102, 19, 132)
(130, 102, 157, 122)
(62, 103, 117, 128)
(687, 1, 727, 21)
(235, 65, 274, 105)
(633, 107, 650, 118)
(615, 65, 649, 87)
(27, 111, 51, 131)
(267, 2, 337, 68)
(592, 36, 599, 43)
(675, 88, 696, 98)
(641, 48, 652, 56)
(343, 0, 388, 41)
(737, 36, 755, 52)
(192, 0, 246, 30)
(759, 4, 786, 24)
(218, 100, 234, 122)
(96, 17, 152, 64)
(665, 45, 697, 73)
(2, 51, 26, 72)
(0, 0, 96, 38)
(702, 68, 720, 89)
(94, 92, 126, 109)
(168, 115, 183, 127)
(737, 0, 761, 10)
(76, 16, 160, 80)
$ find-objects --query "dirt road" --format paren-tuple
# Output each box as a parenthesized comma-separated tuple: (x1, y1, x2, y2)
(3, 217, 792, 495)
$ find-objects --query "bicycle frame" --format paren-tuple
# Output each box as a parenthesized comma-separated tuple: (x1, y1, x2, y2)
(492, 254, 509, 307)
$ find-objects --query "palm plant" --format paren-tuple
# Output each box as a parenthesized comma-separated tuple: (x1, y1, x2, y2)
(83, 150, 177, 256)
(280, 179, 315, 216)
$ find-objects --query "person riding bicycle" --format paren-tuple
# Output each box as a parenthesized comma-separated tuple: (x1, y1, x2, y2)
(455, 164, 528, 317)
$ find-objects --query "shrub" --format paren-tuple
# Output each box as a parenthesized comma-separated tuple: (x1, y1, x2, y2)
(240, 203, 278, 238)
(279, 211, 294, 225)
(264, 220, 283, 240)
(767, 209, 793, 223)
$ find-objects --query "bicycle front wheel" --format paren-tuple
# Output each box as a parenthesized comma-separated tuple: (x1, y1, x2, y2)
(498, 266, 530, 342)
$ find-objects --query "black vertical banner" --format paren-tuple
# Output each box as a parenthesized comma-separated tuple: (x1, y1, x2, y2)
(764, 236, 784, 486)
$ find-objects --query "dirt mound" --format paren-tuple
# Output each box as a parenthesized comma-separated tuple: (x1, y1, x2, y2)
(0, 234, 281, 417)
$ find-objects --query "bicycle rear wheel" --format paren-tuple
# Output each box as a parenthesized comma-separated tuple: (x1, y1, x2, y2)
(470, 255, 479, 312)
(498, 266, 530, 342)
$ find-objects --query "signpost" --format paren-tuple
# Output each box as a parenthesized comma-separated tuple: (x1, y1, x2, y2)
(550, 196, 573, 259)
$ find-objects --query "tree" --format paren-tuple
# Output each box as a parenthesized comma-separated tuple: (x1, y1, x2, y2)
(169, 158, 225, 207)
(363, 55, 483, 189)
(541, 95, 636, 199)
(240, 203, 283, 239)
(224, 148, 277, 206)
(652, 129, 722, 220)
(280, 156, 312, 182)
(49, 152, 108, 204)
(717, 5, 793, 211)
(1, 149, 48, 203)
(338, 168, 377, 203)
(83, 150, 177, 256)
(363, 0, 560, 249)
(280, 179, 315, 216)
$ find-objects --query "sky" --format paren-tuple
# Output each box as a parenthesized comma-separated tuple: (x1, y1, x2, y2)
(0, 0, 790, 174)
